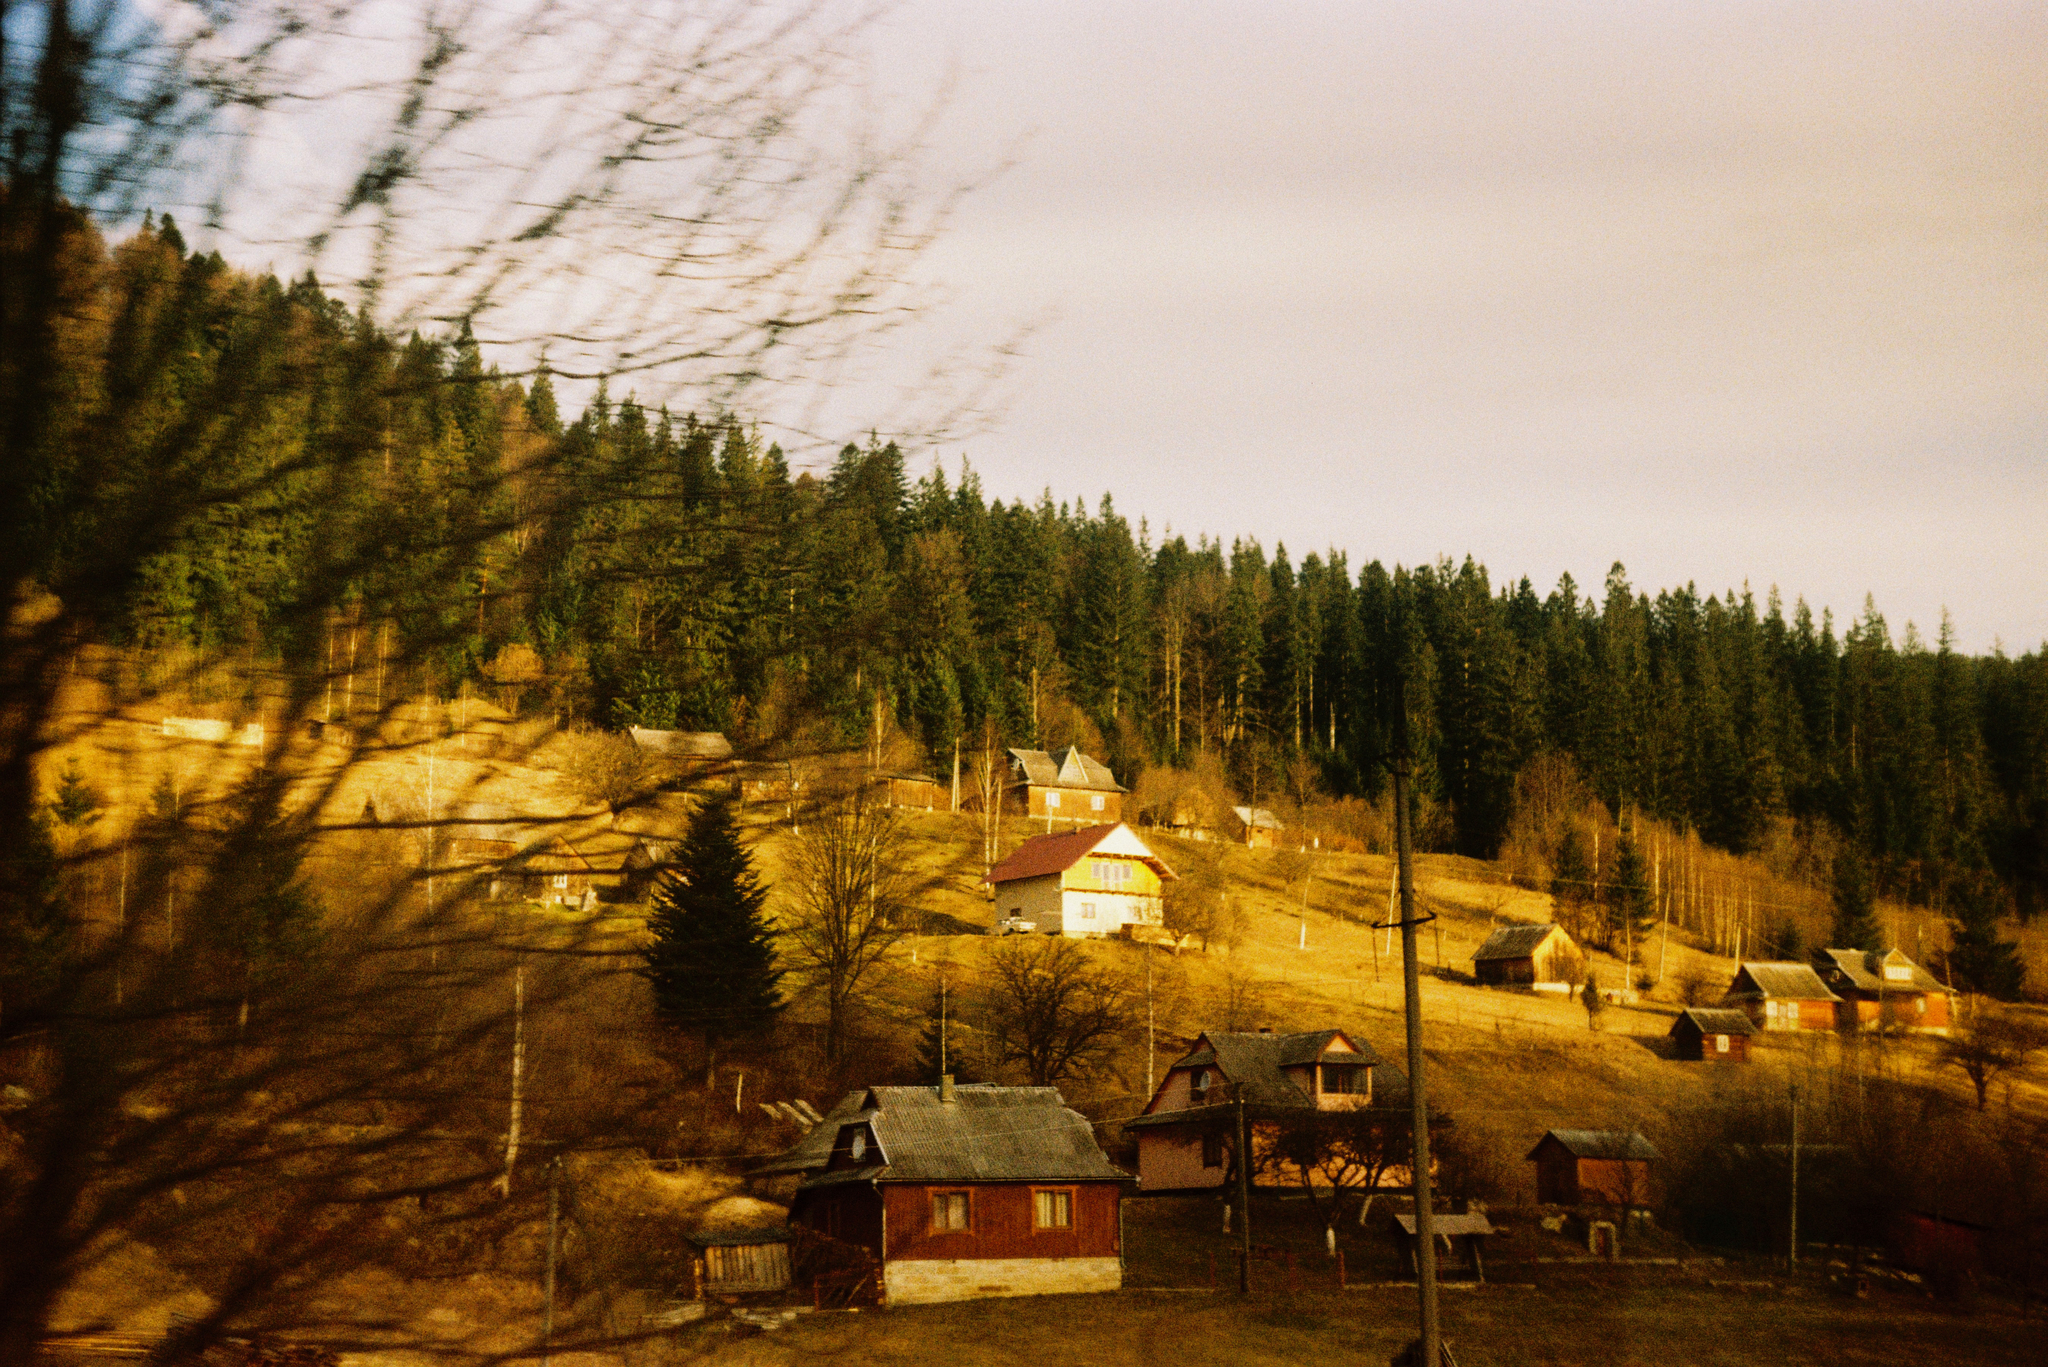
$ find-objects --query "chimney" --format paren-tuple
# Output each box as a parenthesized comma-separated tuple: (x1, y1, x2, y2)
(939, 1074, 956, 1103)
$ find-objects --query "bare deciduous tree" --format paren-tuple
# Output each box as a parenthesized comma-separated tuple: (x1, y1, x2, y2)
(1942, 1001, 2044, 1110)
(553, 729, 665, 825)
(980, 938, 1135, 1086)
(780, 786, 918, 1060)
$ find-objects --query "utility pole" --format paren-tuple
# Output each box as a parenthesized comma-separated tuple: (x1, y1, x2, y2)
(1235, 1085, 1253, 1293)
(1391, 743, 1440, 1366)
(1145, 948, 1156, 1100)
(1788, 1082, 1801, 1272)
(542, 1156, 561, 1367)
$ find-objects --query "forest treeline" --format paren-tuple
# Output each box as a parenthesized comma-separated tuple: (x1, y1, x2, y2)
(25, 214, 2048, 928)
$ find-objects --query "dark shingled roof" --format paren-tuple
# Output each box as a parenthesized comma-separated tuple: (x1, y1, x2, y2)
(1127, 1029, 1405, 1127)
(1529, 1129, 1660, 1162)
(1671, 1007, 1757, 1038)
(1008, 746, 1126, 792)
(1472, 923, 1569, 962)
(1725, 962, 1840, 1002)
(1812, 948, 1948, 996)
(782, 1085, 1129, 1188)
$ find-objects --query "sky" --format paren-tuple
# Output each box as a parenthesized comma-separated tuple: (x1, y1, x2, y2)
(814, 0, 2048, 653)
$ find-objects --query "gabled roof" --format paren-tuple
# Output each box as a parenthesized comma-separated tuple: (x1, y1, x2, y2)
(627, 727, 732, 759)
(785, 1085, 1129, 1188)
(1007, 746, 1125, 793)
(1726, 962, 1840, 1002)
(1472, 923, 1570, 962)
(1812, 948, 1949, 995)
(982, 823, 1175, 885)
(525, 836, 596, 874)
(1528, 1129, 1660, 1162)
(1141, 1029, 1397, 1114)
(1671, 1007, 1756, 1038)
(1231, 806, 1283, 830)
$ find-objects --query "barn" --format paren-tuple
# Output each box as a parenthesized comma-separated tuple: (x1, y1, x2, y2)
(1669, 1007, 1755, 1062)
(774, 1078, 1132, 1305)
(1527, 1130, 1659, 1208)
(1472, 923, 1579, 989)
(870, 771, 947, 811)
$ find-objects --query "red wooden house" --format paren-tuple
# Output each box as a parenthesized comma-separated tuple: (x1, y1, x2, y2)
(1003, 746, 1126, 827)
(1669, 1007, 1755, 1062)
(1721, 962, 1841, 1032)
(1810, 948, 1954, 1033)
(771, 1079, 1132, 1305)
(1527, 1130, 1659, 1207)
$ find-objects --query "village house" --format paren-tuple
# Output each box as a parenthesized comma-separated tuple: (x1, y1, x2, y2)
(1004, 746, 1126, 827)
(1668, 1007, 1756, 1062)
(1526, 1130, 1659, 1208)
(448, 834, 602, 906)
(1227, 805, 1283, 848)
(982, 823, 1173, 939)
(1721, 962, 1842, 1032)
(1124, 1028, 1404, 1193)
(1471, 923, 1580, 991)
(771, 1079, 1132, 1305)
(733, 760, 797, 805)
(869, 771, 947, 811)
(626, 727, 734, 775)
(1810, 947, 1954, 1033)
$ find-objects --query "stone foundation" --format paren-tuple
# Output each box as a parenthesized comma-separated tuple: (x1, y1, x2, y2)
(883, 1257, 1122, 1305)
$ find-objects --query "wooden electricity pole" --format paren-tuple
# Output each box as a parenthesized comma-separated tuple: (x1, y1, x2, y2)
(1235, 1086, 1253, 1293)
(1391, 743, 1440, 1365)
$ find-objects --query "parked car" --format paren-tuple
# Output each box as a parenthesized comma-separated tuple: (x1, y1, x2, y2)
(988, 916, 1037, 936)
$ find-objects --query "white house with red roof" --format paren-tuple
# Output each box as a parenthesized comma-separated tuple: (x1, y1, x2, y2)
(982, 823, 1175, 938)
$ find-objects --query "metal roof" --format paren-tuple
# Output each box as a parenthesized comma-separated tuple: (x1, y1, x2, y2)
(1231, 806, 1283, 830)
(1528, 1129, 1660, 1162)
(1007, 746, 1126, 793)
(982, 823, 1172, 885)
(1671, 1008, 1756, 1037)
(1725, 962, 1840, 1002)
(627, 727, 733, 759)
(1472, 923, 1569, 962)
(786, 1085, 1130, 1188)
(1395, 1212, 1495, 1237)
(1147, 1030, 1394, 1111)
(1812, 948, 1948, 996)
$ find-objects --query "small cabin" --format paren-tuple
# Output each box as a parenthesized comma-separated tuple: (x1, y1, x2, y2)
(1227, 806, 1283, 848)
(870, 771, 947, 811)
(689, 1226, 793, 1293)
(1669, 1008, 1755, 1062)
(1472, 923, 1579, 989)
(627, 728, 734, 774)
(1527, 1130, 1658, 1208)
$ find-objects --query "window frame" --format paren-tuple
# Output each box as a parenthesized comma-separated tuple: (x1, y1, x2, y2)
(1031, 1186, 1076, 1231)
(1091, 794, 1106, 811)
(1044, 790, 1061, 809)
(1201, 1131, 1224, 1168)
(929, 1188, 972, 1234)
(1319, 1063, 1365, 1095)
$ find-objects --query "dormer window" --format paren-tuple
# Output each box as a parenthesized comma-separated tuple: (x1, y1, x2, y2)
(1191, 1069, 1212, 1104)
(851, 1129, 868, 1161)
(1320, 1064, 1365, 1095)
(1883, 965, 1912, 982)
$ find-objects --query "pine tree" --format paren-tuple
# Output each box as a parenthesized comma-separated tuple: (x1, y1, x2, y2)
(1611, 832, 1654, 976)
(1829, 848, 1881, 950)
(911, 981, 978, 1083)
(1945, 873, 2025, 999)
(640, 795, 783, 1079)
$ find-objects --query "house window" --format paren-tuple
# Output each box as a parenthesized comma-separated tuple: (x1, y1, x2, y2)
(1320, 1065, 1365, 1094)
(553, 874, 569, 889)
(1080, 902, 1097, 920)
(1201, 1132, 1223, 1168)
(1884, 965, 1912, 982)
(1191, 1069, 1211, 1104)
(1915, 996, 1926, 1015)
(931, 1191, 971, 1232)
(1033, 1189, 1074, 1229)
(1045, 791, 1061, 810)
(1714, 1034, 1730, 1053)
(1091, 794, 1105, 811)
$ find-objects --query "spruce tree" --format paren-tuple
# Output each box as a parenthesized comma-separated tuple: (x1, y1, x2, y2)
(1611, 832, 1654, 977)
(912, 982, 978, 1084)
(1946, 874, 2025, 999)
(1829, 849, 1881, 950)
(640, 795, 783, 1079)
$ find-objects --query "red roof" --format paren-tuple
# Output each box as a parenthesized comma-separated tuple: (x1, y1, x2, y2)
(983, 824, 1124, 885)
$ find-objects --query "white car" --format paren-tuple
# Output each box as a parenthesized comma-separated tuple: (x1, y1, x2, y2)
(989, 916, 1037, 936)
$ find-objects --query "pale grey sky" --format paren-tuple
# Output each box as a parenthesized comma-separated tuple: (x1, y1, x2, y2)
(830, 0, 2048, 652)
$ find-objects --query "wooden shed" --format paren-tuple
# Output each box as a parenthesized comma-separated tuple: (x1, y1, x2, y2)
(1472, 923, 1578, 988)
(1527, 1130, 1658, 1208)
(870, 771, 947, 811)
(1394, 1210, 1495, 1281)
(689, 1226, 793, 1293)
(1227, 806, 1283, 849)
(1669, 1007, 1755, 1062)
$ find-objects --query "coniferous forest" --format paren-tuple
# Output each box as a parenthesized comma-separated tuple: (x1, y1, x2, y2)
(27, 214, 2048, 934)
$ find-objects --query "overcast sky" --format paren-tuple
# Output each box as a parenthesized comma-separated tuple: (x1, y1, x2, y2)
(818, 0, 2048, 653)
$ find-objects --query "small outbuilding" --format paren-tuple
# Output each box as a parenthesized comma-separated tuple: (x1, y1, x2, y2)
(870, 771, 947, 811)
(1669, 1007, 1756, 1062)
(1227, 806, 1283, 848)
(1472, 923, 1579, 989)
(1722, 962, 1841, 1032)
(688, 1226, 793, 1294)
(1527, 1130, 1658, 1208)
(627, 727, 734, 773)
(1394, 1210, 1495, 1281)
